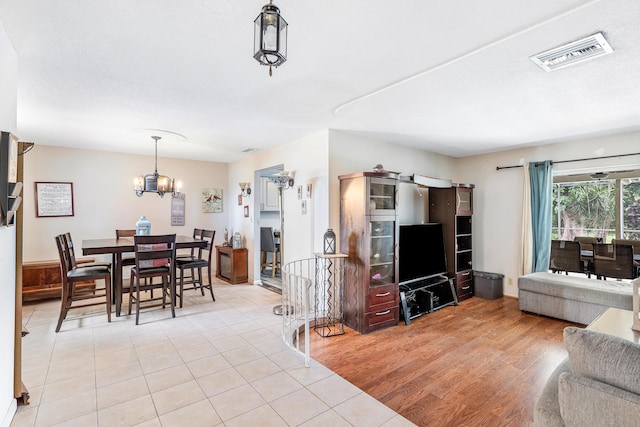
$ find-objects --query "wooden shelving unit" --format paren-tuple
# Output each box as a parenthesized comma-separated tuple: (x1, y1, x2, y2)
(339, 172, 400, 334)
(429, 185, 475, 301)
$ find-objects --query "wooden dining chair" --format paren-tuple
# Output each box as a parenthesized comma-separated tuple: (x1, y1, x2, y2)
(175, 229, 216, 307)
(177, 228, 204, 260)
(128, 234, 177, 325)
(116, 229, 137, 267)
(260, 227, 281, 278)
(64, 232, 111, 270)
(55, 234, 112, 332)
(117, 228, 156, 305)
(593, 243, 636, 280)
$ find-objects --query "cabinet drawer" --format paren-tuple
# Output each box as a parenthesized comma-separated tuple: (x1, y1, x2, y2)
(365, 306, 399, 332)
(366, 284, 398, 311)
(456, 270, 473, 300)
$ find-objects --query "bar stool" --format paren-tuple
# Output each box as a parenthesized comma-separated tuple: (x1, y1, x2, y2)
(55, 234, 112, 332)
(175, 229, 216, 307)
(128, 234, 177, 325)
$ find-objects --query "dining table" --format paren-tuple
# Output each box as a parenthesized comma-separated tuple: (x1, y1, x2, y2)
(82, 235, 207, 316)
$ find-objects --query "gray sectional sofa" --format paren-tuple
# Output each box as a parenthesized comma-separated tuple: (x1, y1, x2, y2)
(534, 327, 640, 426)
(518, 272, 633, 325)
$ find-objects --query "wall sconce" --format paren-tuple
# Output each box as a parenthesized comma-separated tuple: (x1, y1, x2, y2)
(239, 182, 252, 197)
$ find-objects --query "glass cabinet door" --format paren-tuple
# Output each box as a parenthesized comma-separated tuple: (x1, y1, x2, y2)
(456, 188, 473, 215)
(368, 178, 396, 213)
(369, 220, 396, 286)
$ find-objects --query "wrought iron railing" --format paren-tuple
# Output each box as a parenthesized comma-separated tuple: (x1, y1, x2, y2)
(281, 255, 346, 367)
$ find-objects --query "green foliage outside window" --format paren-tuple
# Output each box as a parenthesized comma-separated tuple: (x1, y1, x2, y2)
(552, 178, 640, 242)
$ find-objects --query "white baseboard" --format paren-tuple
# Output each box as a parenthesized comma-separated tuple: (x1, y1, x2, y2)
(1, 398, 17, 427)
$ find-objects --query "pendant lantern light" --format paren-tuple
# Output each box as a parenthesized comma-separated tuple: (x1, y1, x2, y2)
(253, 2, 288, 76)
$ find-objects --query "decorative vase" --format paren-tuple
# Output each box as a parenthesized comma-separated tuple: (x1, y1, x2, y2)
(323, 228, 336, 254)
(135, 216, 151, 235)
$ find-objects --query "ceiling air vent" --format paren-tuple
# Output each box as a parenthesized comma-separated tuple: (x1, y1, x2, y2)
(530, 32, 613, 72)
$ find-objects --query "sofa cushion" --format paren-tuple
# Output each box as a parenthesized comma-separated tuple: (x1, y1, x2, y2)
(518, 272, 633, 308)
(564, 327, 640, 395)
(558, 372, 640, 427)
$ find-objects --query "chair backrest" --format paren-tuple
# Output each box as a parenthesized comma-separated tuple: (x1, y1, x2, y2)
(185, 228, 205, 257)
(593, 243, 635, 279)
(611, 239, 640, 251)
(200, 230, 216, 263)
(133, 234, 177, 272)
(573, 236, 600, 252)
(55, 234, 73, 275)
(63, 232, 84, 269)
(261, 227, 276, 252)
(193, 228, 204, 239)
(116, 229, 136, 239)
(549, 240, 582, 273)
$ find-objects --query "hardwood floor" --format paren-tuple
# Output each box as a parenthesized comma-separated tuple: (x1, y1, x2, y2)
(309, 296, 581, 427)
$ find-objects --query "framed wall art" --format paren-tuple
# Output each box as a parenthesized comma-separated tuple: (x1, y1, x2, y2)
(171, 194, 185, 226)
(35, 182, 74, 217)
(202, 188, 223, 213)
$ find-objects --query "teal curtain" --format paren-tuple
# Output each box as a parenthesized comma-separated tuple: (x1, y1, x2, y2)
(530, 161, 553, 272)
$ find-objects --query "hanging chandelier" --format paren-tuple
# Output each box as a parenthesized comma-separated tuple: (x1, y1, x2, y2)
(134, 136, 180, 198)
(253, 1, 288, 76)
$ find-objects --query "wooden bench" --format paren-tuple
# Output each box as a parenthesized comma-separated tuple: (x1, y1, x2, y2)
(22, 258, 96, 301)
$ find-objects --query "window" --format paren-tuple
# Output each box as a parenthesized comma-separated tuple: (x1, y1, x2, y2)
(553, 173, 640, 243)
(623, 178, 640, 239)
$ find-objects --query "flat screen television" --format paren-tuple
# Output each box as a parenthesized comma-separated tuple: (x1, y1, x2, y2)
(399, 223, 447, 284)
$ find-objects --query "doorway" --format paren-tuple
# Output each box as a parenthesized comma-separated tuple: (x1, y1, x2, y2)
(253, 165, 284, 293)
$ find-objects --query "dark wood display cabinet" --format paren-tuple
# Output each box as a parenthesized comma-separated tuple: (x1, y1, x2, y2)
(429, 184, 475, 301)
(215, 246, 248, 284)
(339, 172, 400, 334)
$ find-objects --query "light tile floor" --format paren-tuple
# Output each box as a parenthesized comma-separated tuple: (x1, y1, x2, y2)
(12, 281, 416, 427)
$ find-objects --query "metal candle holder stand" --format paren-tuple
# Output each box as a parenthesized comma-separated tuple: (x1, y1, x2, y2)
(314, 253, 347, 337)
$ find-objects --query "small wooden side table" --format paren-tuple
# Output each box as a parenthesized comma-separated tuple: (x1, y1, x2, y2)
(215, 246, 248, 284)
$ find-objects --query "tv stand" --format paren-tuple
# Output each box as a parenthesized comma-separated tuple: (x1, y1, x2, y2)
(399, 275, 458, 325)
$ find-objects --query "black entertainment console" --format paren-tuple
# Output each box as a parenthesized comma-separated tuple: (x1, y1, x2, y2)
(399, 274, 458, 325)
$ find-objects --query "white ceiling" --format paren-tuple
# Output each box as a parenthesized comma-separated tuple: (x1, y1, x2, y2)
(1, 0, 639, 162)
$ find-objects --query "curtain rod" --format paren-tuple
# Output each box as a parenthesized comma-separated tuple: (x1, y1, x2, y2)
(496, 152, 640, 171)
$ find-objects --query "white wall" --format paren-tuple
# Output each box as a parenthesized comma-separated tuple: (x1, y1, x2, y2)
(327, 130, 457, 243)
(456, 133, 640, 297)
(22, 145, 229, 262)
(0, 19, 17, 427)
(228, 130, 330, 283)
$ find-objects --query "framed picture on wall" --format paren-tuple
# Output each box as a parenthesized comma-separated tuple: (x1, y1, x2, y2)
(202, 188, 223, 213)
(35, 182, 74, 217)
